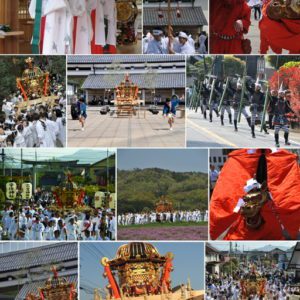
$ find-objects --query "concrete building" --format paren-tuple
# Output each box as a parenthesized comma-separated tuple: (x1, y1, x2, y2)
(0, 243, 78, 300)
(206, 243, 222, 275)
(67, 55, 186, 104)
(288, 242, 300, 282)
(209, 149, 233, 170)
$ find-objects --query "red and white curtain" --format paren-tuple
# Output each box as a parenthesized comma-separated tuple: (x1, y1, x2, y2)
(29, 0, 117, 54)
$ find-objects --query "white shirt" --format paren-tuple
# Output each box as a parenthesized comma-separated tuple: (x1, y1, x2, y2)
(146, 39, 168, 54)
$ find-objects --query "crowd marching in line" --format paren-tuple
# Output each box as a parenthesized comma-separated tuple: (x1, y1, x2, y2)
(188, 76, 296, 147)
(206, 268, 300, 300)
(0, 191, 116, 241)
(118, 210, 208, 226)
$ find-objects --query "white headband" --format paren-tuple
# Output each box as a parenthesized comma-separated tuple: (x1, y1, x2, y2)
(153, 29, 163, 35)
(178, 31, 188, 39)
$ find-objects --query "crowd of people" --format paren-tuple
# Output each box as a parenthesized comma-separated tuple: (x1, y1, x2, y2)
(0, 191, 115, 241)
(143, 28, 208, 54)
(118, 210, 208, 226)
(0, 91, 66, 148)
(206, 265, 300, 299)
(190, 77, 295, 147)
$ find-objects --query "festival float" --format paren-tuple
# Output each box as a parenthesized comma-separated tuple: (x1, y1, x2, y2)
(114, 74, 139, 117)
(51, 172, 89, 213)
(240, 265, 266, 298)
(155, 196, 174, 213)
(25, 266, 77, 300)
(15, 57, 57, 114)
(100, 242, 204, 300)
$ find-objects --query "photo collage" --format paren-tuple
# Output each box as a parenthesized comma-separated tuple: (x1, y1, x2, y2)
(0, 0, 300, 299)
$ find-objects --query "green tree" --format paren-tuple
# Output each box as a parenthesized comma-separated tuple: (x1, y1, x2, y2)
(267, 56, 300, 69)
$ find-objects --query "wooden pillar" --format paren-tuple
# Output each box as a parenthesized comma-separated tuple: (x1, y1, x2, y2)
(0, 0, 21, 54)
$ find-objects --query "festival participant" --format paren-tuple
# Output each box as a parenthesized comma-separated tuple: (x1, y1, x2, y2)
(55, 109, 66, 147)
(232, 78, 251, 131)
(145, 28, 169, 54)
(66, 218, 78, 240)
(0, 192, 115, 241)
(208, 80, 221, 123)
(273, 86, 294, 147)
(13, 124, 27, 147)
(78, 97, 87, 131)
(107, 214, 116, 240)
(219, 82, 234, 127)
(162, 96, 179, 131)
(198, 31, 208, 54)
(267, 89, 278, 130)
(210, 0, 251, 54)
(209, 165, 219, 195)
(31, 216, 45, 240)
(118, 210, 205, 226)
(170, 32, 196, 55)
(36, 112, 57, 147)
(29, 0, 118, 54)
(248, 80, 269, 138)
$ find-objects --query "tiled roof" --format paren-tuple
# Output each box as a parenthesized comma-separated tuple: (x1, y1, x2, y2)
(82, 73, 185, 89)
(16, 275, 78, 300)
(68, 55, 185, 64)
(143, 7, 208, 27)
(0, 243, 78, 273)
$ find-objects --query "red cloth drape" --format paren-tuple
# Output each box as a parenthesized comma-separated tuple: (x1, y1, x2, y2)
(259, 2, 300, 54)
(210, 149, 300, 240)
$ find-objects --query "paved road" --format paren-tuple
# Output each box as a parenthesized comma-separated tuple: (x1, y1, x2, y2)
(67, 106, 185, 147)
(187, 109, 300, 148)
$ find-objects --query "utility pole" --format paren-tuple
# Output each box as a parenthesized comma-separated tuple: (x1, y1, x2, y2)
(107, 149, 109, 194)
(1, 148, 5, 176)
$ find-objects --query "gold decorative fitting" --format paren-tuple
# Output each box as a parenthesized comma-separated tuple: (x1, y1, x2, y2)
(105, 242, 173, 297)
(116, 0, 138, 23)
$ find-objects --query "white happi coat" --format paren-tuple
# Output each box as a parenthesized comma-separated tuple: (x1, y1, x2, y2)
(36, 119, 57, 148)
(30, 0, 85, 54)
(30, 0, 117, 54)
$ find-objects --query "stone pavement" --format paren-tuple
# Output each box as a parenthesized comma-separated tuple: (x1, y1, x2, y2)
(67, 107, 185, 148)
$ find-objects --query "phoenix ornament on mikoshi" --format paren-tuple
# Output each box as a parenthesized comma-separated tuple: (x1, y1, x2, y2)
(16, 57, 50, 101)
(210, 149, 300, 240)
(101, 242, 174, 298)
(25, 266, 77, 300)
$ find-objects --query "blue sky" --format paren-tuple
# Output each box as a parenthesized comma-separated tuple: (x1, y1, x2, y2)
(1, 148, 115, 167)
(208, 242, 297, 251)
(117, 149, 208, 173)
(80, 242, 205, 300)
